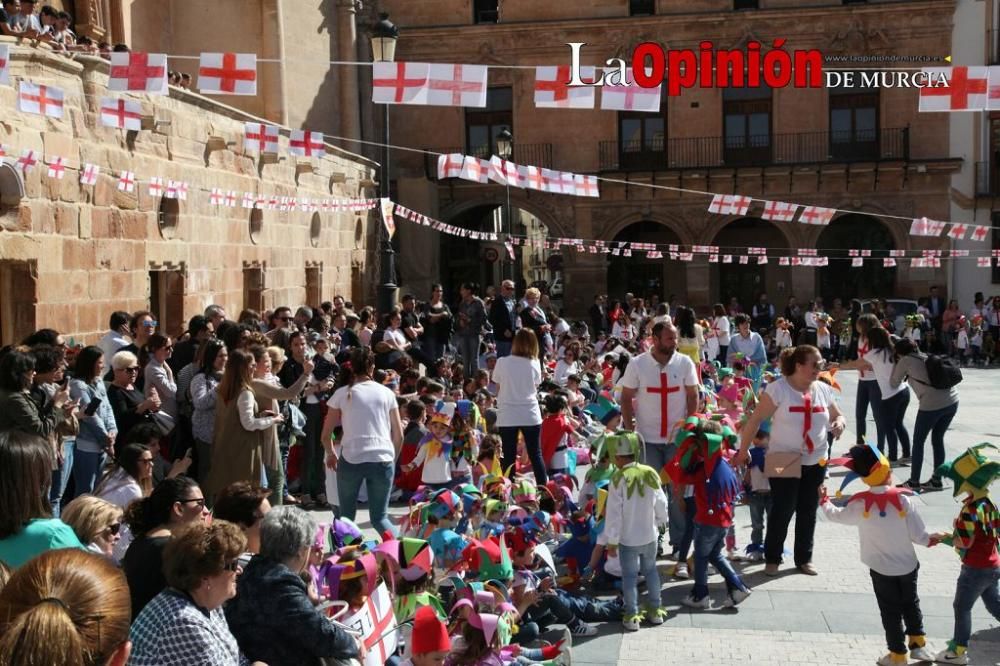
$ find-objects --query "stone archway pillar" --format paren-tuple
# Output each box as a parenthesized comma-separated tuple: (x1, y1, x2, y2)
(685, 259, 711, 310)
(791, 266, 816, 305)
(565, 251, 605, 318)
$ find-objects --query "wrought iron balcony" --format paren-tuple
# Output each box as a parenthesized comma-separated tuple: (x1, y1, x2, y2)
(598, 127, 910, 172)
(426, 143, 553, 179)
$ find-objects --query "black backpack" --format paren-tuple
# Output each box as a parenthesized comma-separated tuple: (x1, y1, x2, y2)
(923, 354, 963, 390)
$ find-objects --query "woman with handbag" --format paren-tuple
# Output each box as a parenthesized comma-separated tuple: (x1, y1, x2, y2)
(735, 345, 846, 577)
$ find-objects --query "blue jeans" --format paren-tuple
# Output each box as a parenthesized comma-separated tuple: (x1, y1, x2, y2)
(693, 523, 748, 600)
(454, 334, 481, 379)
(855, 379, 881, 442)
(952, 565, 1000, 648)
(337, 459, 396, 536)
(620, 540, 661, 615)
(644, 441, 685, 547)
(877, 389, 911, 460)
(749, 492, 773, 549)
(495, 340, 512, 358)
(50, 438, 75, 517)
(909, 402, 959, 484)
(72, 445, 106, 498)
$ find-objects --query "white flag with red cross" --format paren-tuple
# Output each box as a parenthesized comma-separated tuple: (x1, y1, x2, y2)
(109, 52, 168, 94)
(459, 155, 490, 183)
(972, 225, 990, 242)
(148, 177, 164, 197)
(17, 150, 39, 174)
(919, 66, 987, 112)
(518, 164, 544, 191)
(909, 217, 946, 237)
(852, 257, 864, 267)
(198, 53, 257, 95)
(797, 205, 836, 226)
(541, 168, 565, 194)
(534, 65, 597, 109)
(425, 63, 488, 107)
(244, 123, 279, 154)
(0, 45, 11, 86)
(289, 130, 324, 158)
(341, 582, 398, 666)
(761, 200, 799, 222)
(47, 156, 66, 180)
(978, 257, 993, 268)
(600, 67, 661, 112)
(573, 174, 600, 198)
(988, 66, 1000, 110)
(372, 61, 429, 105)
(225, 190, 238, 208)
(118, 170, 136, 193)
(884, 258, 897, 267)
(242, 192, 255, 209)
(209, 188, 223, 205)
(19, 82, 64, 118)
(437, 153, 464, 180)
(100, 97, 142, 131)
(80, 163, 100, 186)
(707, 194, 751, 216)
(488, 156, 519, 187)
(948, 223, 970, 240)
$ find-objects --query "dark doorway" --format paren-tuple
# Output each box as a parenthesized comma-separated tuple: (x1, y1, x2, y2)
(817, 214, 897, 303)
(607, 221, 685, 303)
(711, 217, 790, 310)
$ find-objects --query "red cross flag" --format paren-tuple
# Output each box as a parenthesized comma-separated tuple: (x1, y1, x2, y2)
(109, 52, 168, 94)
(13, 151, 33, 175)
(534, 65, 597, 109)
(166, 180, 187, 200)
(0, 44, 10, 86)
(80, 163, 100, 186)
(909, 217, 946, 237)
(559, 171, 577, 195)
(372, 61, 429, 105)
(761, 200, 799, 222)
(426, 63, 488, 107)
(289, 130, 324, 158)
(244, 123, 279, 154)
(972, 225, 990, 242)
(798, 248, 818, 257)
(541, 168, 564, 193)
(460, 155, 490, 183)
(19, 82, 64, 118)
(117, 170, 136, 193)
(225, 190, 237, 208)
(209, 188, 223, 205)
(242, 192, 255, 209)
(600, 67, 661, 112)
(884, 258, 897, 267)
(707, 194, 752, 216)
(919, 66, 987, 112)
(198, 53, 257, 95)
(978, 257, 993, 268)
(47, 156, 66, 180)
(798, 206, 835, 226)
(852, 257, 864, 267)
(488, 156, 519, 186)
(948, 223, 970, 240)
(100, 97, 142, 131)
(437, 153, 464, 179)
(148, 177, 164, 197)
(574, 174, 600, 198)
(518, 164, 544, 191)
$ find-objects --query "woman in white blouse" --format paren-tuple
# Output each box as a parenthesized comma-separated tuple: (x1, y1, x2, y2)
(143, 335, 178, 418)
(552, 346, 581, 386)
(853, 327, 911, 463)
(381, 308, 410, 351)
(492, 329, 547, 484)
(711, 304, 731, 364)
(736, 345, 846, 577)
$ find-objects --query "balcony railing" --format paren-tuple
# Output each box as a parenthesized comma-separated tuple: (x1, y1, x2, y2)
(599, 128, 909, 171)
(426, 143, 553, 179)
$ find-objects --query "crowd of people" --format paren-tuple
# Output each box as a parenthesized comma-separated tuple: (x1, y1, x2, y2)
(0, 281, 993, 666)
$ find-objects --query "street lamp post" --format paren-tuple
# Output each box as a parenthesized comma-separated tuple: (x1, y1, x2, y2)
(371, 13, 398, 317)
(497, 129, 513, 284)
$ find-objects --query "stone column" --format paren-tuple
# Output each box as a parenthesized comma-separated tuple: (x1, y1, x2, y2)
(685, 259, 711, 310)
(337, 0, 362, 141)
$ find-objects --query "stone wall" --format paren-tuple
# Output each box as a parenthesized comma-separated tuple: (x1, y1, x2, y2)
(0, 40, 377, 345)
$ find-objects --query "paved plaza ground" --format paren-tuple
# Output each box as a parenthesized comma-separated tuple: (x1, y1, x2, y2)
(330, 368, 1000, 665)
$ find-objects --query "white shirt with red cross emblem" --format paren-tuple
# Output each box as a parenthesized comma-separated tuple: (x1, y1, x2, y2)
(621, 351, 698, 444)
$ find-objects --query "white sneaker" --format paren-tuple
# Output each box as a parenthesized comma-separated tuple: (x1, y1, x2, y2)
(933, 649, 969, 665)
(681, 594, 710, 610)
(909, 646, 934, 661)
(720, 588, 751, 608)
(876, 654, 906, 666)
(558, 628, 573, 666)
(747, 550, 765, 563)
(569, 622, 598, 637)
(622, 617, 640, 632)
(646, 609, 665, 626)
(674, 563, 689, 579)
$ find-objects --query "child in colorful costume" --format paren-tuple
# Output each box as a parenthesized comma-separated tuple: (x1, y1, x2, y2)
(932, 444, 1000, 665)
(820, 441, 936, 666)
(603, 431, 668, 631)
(405, 400, 458, 490)
(405, 605, 451, 666)
(451, 400, 483, 485)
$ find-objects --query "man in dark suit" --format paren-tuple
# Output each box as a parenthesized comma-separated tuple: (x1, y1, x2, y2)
(488, 280, 518, 357)
(928, 285, 945, 333)
(589, 295, 607, 336)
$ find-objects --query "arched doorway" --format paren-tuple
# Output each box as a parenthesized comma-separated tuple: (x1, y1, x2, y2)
(710, 217, 791, 310)
(440, 204, 553, 300)
(817, 213, 896, 304)
(607, 221, 685, 303)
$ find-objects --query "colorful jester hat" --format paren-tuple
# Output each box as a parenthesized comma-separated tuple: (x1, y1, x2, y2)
(584, 392, 621, 426)
(457, 483, 484, 515)
(830, 441, 892, 498)
(512, 478, 538, 506)
(605, 431, 643, 461)
(666, 417, 742, 514)
(430, 399, 457, 426)
(817, 367, 841, 393)
(319, 545, 378, 603)
(390, 536, 435, 582)
(479, 456, 513, 501)
(937, 444, 1000, 498)
(607, 431, 663, 498)
(462, 534, 514, 582)
(423, 489, 463, 523)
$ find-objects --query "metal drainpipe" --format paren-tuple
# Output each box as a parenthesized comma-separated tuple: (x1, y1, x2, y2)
(273, 0, 289, 126)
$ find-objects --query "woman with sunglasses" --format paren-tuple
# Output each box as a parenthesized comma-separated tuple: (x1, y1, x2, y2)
(122, 476, 208, 619)
(60, 494, 124, 559)
(107, 350, 161, 449)
(130, 521, 248, 666)
(94, 443, 155, 560)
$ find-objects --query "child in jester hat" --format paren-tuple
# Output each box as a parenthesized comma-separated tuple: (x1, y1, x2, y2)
(819, 441, 937, 666)
(401, 605, 451, 666)
(930, 444, 1000, 665)
(603, 431, 669, 631)
(405, 400, 458, 490)
(666, 417, 751, 611)
(579, 433, 615, 504)
(451, 400, 483, 486)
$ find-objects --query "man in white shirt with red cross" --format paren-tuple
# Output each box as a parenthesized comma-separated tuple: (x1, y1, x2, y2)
(620, 322, 699, 556)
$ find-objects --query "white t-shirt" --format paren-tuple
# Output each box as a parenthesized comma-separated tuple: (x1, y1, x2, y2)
(775, 329, 793, 349)
(620, 351, 698, 444)
(384, 328, 407, 348)
(491, 355, 543, 427)
(764, 378, 835, 466)
(713, 316, 731, 346)
(866, 348, 906, 400)
(957, 329, 969, 350)
(857, 336, 876, 382)
(327, 381, 398, 464)
(553, 359, 579, 386)
(817, 330, 831, 350)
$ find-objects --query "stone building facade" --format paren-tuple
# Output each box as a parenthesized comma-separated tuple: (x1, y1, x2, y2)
(0, 41, 377, 346)
(378, 0, 960, 316)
